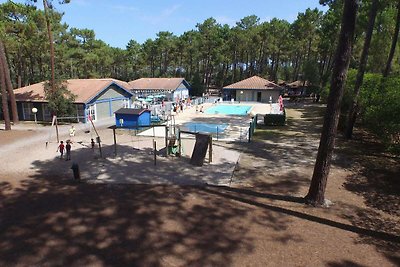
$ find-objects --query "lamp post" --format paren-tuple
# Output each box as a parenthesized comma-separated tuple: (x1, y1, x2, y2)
(32, 107, 38, 124)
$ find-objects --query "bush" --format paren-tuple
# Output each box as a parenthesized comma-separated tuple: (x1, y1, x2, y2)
(360, 76, 400, 147)
(264, 111, 286, 126)
(44, 80, 76, 117)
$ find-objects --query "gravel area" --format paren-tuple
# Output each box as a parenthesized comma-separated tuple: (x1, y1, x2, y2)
(0, 102, 399, 266)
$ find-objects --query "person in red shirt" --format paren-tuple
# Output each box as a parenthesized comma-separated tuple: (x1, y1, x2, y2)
(57, 141, 65, 159)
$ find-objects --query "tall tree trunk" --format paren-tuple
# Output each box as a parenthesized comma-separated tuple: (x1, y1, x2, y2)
(0, 55, 11, 130)
(274, 50, 281, 82)
(305, 0, 358, 206)
(43, 0, 55, 91)
(0, 40, 19, 123)
(383, 0, 400, 77)
(345, 0, 379, 139)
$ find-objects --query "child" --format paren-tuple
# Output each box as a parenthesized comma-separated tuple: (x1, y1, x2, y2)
(69, 126, 76, 137)
(65, 141, 71, 161)
(57, 141, 65, 159)
(91, 138, 95, 149)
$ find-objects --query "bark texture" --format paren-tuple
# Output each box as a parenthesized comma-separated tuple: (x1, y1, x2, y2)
(43, 0, 55, 91)
(0, 53, 11, 130)
(0, 40, 19, 123)
(305, 0, 358, 206)
(345, 0, 379, 139)
(383, 0, 400, 77)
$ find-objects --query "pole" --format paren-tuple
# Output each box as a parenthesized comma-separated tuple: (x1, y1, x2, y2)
(248, 121, 252, 143)
(178, 128, 182, 157)
(153, 139, 157, 166)
(113, 128, 117, 156)
(97, 136, 103, 158)
(55, 116, 59, 143)
(89, 118, 102, 158)
(208, 135, 212, 163)
(165, 126, 169, 157)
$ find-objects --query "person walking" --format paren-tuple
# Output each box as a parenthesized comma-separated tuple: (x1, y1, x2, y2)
(65, 140, 72, 161)
(57, 141, 65, 159)
(91, 138, 95, 149)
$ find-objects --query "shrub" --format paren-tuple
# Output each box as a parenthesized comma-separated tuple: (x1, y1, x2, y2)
(264, 111, 286, 126)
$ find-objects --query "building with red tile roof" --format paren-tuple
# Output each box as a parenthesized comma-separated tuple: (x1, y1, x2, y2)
(129, 78, 191, 101)
(223, 76, 282, 103)
(13, 78, 133, 122)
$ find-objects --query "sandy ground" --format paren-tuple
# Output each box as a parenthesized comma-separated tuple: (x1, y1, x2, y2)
(0, 101, 399, 266)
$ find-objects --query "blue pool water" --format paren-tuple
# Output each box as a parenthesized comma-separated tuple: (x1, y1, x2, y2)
(182, 122, 228, 134)
(205, 105, 252, 115)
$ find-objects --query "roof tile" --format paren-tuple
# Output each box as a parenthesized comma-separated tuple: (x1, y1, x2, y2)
(224, 76, 281, 90)
(129, 78, 185, 91)
(14, 78, 131, 103)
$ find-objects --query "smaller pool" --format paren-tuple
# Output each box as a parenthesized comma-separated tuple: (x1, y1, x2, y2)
(182, 122, 228, 134)
(205, 105, 252, 115)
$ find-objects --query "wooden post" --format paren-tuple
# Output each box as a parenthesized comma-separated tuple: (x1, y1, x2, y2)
(165, 126, 169, 157)
(55, 116, 59, 142)
(153, 139, 157, 165)
(248, 121, 252, 143)
(208, 135, 212, 163)
(178, 128, 182, 157)
(90, 119, 102, 157)
(97, 136, 103, 158)
(113, 128, 117, 155)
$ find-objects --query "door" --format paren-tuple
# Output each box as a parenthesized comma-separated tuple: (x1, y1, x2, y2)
(257, 92, 262, 102)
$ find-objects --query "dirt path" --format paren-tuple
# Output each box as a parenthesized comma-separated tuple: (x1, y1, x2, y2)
(0, 103, 399, 266)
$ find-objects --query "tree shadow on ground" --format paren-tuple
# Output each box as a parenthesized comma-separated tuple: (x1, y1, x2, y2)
(201, 186, 400, 243)
(0, 144, 294, 266)
(226, 103, 400, 266)
(339, 202, 400, 265)
(325, 260, 368, 267)
(335, 131, 400, 217)
(2, 103, 399, 266)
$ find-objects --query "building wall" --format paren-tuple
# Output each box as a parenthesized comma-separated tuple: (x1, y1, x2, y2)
(96, 85, 130, 100)
(16, 102, 85, 122)
(115, 112, 151, 128)
(261, 90, 280, 103)
(87, 84, 132, 121)
(173, 87, 189, 100)
(115, 113, 138, 128)
(138, 112, 151, 126)
(234, 89, 280, 103)
(95, 101, 110, 119)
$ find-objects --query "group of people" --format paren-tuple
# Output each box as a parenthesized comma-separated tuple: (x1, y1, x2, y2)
(56, 126, 97, 161)
(57, 140, 72, 160)
(56, 126, 76, 160)
(195, 105, 204, 113)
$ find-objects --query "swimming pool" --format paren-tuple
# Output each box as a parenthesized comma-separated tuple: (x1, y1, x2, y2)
(182, 122, 228, 134)
(205, 105, 252, 115)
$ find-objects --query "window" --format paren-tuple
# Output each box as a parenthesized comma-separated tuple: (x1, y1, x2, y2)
(42, 104, 52, 121)
(87, 104, 96, 121)
(22, 103, 33, 120)
(77, 105, 85, 122)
